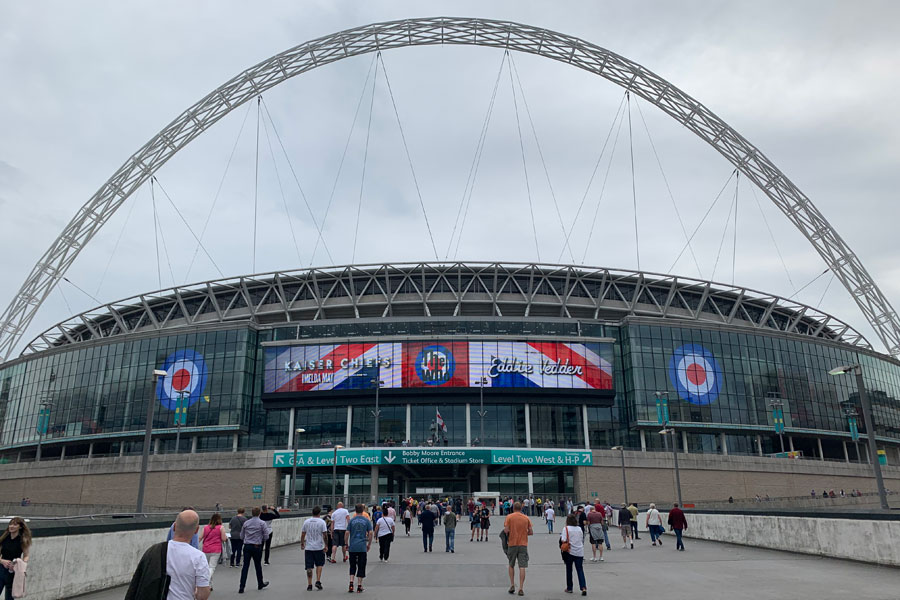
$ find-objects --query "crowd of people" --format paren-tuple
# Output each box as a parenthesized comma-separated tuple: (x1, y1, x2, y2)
(119, 495, 689, 598)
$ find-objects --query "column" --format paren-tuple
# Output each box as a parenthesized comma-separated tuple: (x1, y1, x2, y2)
(817, 438, 825, 461)
(343, 474, 350, 503)
(60, 445, 66, 460)
(788, 436, 795, 452)
(405, 404, 411, 444)
(465, 403, 471, 447)
(863, 443, 870, 464)
(287, 407, 295, 450)
(191, 436, 198, 454)
(582, 404, 590, 450)
(119, 443, 125, 457)
(153, 438, 160, 455)
(756, 434, 763, 456)
(283, 474, 290, 508)
(524, 403, 532, 448)
(479, 464, 488, 492)
(527, 472, 534, 494)
(345, 406, 353, 446)
(88, 443, 94, 459)
(370, 465, 379, 504)
(842, 441, 850, 463)
(682, 431, 689, 454)
(16, 452, 21, 463)
(639, 430, 647, 452)
(233, 433, 239, 452)
(720, 433, 728, 456)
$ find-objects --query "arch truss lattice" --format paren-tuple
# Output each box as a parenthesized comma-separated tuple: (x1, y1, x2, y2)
(1, 16, 898, 360)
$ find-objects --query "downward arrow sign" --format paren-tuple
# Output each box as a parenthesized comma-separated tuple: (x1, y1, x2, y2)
(384, 451, 396, 464)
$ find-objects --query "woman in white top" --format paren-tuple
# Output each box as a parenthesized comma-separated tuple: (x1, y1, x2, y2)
(560, 514, 587, 595)
(376, 511, 396, 562)
(645, 503, 664, 546)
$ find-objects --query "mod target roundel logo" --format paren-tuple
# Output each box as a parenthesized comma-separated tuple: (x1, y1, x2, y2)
(415, 345, 455, 386)
(156, 350, 208, 410)
(668, 344, 723, 405)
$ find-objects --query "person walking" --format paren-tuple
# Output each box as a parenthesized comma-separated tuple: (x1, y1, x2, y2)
(601, 502, 613, 550)
(259, 505, 280, 565)
(300, 506, 328, 591)
(470, 505, 480, 541)
(0, 517, 31, 600)
(667, 503, 688, 551)
(618, 505, 633, 549)
(627, 502, 640, 540)
(330, 501, 350, 563)
(199, 513, 227, 590)
(402, 506, 412, 537)
(166, 510, 211, 600)
(167, 506, 200, 548)
(503, 501, 533, 596)
(229, 508, 247, 568)
(419, 502, 437, 552)
(645, 503, 664, 546)
(560, 514, 587, 596)
(586, 504, 605, 562)
(443, 506, 458, 553)
(375, 508, 395, 562)
(544, 504, 555, 534)
(347, 504, 373, 593)
(238, 507, 270, 593)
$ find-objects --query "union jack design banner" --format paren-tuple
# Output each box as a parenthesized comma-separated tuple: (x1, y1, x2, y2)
(264, 339, 613, 393)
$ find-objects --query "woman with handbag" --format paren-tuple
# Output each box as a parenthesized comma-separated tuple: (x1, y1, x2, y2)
(559, 515, 587, 596)
(199, 513, 227, 589)
(375, 509, 396, 562)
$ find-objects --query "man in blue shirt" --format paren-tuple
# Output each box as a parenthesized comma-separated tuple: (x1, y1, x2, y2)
(347, 504, 373, 594)
(419, 502, 437, 552)
(166, 506, 199, 548)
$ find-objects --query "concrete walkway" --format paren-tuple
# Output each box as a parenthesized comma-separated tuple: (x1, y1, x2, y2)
(78, 517, 899, 600)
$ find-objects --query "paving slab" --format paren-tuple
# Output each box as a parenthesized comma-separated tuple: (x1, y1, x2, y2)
(77, 517, 899, 600)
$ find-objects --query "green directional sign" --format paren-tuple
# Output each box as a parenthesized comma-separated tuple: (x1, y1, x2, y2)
(272, 447, 592, 468)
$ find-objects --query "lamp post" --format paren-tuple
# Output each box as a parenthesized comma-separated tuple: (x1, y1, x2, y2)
(371, 374, 383, 445)
(136, 369, 167, 513)
(611, 446, 628, 505)
(174, 390, 186, 454)
(829, 364, 889, 510)
(767, 392, 785, 453)
(658, 427, 683, 507)
(476, 377, 488, 446)
(289, 427, 306, 509)
(331, 444, 344, 510)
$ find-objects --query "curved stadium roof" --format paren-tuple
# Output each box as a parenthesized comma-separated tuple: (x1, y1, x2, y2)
(22, 262, 871, 356)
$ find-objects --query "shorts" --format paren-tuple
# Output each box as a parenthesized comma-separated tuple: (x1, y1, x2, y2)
(620, 525, 632, 537)
(348, 551, 368, 578)
(472, 521, 481, 529)
(333, 530, 347, 546)
(304, 549, 326, 569)
(506, 545, 529, 568)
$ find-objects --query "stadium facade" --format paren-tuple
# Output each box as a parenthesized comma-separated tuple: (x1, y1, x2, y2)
(1, 262, 899, 500)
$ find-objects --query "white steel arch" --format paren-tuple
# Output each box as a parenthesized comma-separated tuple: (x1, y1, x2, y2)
(1, 16, 897, 360)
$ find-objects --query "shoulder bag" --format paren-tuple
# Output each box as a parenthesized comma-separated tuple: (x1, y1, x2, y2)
(559, 526, 571, 554)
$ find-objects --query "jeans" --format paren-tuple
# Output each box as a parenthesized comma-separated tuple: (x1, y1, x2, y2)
(230, 538, 244, 566)
(563, 554, 586, 591)
(378, 535, 393, 560)
(674, 528, 685, 549)
(0, 568, 14, 600)
(240, 544, 265, 590)
(631, 521, 639, 539)
(547, 519, 554, 533)
(602, 528, 610, 549)
(264, 532, 273, 563)
(423, 530, 434, 550)
(445, 528, 455, 551)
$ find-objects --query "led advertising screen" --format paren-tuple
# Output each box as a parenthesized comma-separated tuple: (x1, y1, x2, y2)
(263, 339, 614, 394)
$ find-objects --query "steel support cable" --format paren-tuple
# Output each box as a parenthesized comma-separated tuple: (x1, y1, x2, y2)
(508, 53, 574, 263)
(253, 96, 261, 273)
(748, 183, 797, 294)
(312, 54, 378, 266)
(151, 178, 176, 288)
(259, 96, 334, 264)
(582, 100, 628, 263)
(55, 282, 73, 316)
(151, 178, 162, 289)
(626, 92, 640, 271)
(817, 272, 837, 309)
(259, 108, 304, 266)
(61, 277, 102, 306)
(184, 102, 254, 283)
(95, 188, 141, 297)
(667, 169, 738, 273)
(561, 92, 627, 263)
(633, 99, 703, 278)
(507, 50, 541, 262)
(789, 268, 831, 301)
(151, 177, 225, 278)
(732, 173, 739, 285)
(377, 53, 439, 261)
(711, 172, 739, 282)
(448, 51, 507, 259)
(352, 53, 379, 264)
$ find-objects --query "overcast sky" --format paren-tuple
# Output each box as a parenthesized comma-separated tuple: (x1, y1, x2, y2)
(1, 1, 899, 356)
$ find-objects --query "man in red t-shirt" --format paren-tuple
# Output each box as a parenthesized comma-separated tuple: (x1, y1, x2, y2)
(667, 503, 688, 551)
(503, 501, 533, 596)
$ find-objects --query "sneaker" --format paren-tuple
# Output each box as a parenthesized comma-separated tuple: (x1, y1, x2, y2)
(599, 557, 604, 562)
(518, 591, 524, 596)
(264, 561, 270, 565)
(356, 586, 364, 593)
(315, 581, 323, 590)
(307, 585, 314, 591)
(348, 583, 355, 593)
(509, 586, 516, 595)
(630, 542, 634, 549)
(451, 549, 454, 553)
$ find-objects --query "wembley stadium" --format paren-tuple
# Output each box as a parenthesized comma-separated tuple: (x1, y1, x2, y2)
(1, 261, 899, 506)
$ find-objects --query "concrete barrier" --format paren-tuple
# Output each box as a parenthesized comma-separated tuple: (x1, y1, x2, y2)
(661, 511, 900, 567)
(23, 517, 305, 600)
